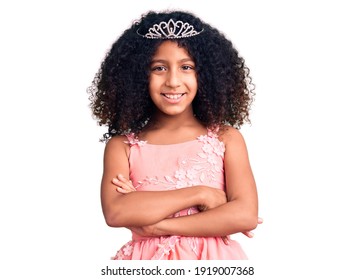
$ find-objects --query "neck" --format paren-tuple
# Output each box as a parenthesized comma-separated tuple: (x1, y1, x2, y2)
(149, 109, 200, 130)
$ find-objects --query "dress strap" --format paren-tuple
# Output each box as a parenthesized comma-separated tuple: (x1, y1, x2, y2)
(125, 133, 136, 144)
(124, 133, 147, 146)
(207, 126, 220, 138)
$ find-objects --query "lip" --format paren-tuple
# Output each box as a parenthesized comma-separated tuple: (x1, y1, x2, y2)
(161, 93, 186, 104)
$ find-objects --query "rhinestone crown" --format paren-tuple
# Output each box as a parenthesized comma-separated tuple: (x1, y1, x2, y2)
(137, 19, 203, 39)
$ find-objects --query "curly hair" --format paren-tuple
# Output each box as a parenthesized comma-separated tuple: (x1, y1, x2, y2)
(88, 10, 255, 141)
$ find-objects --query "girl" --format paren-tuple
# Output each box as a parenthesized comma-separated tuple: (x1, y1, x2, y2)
(89, 10, 259, 260)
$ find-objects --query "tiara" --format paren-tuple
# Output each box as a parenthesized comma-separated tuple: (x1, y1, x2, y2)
(137, 19, 203, 39)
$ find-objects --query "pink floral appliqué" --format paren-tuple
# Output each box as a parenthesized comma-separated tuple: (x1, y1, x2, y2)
(136, 131, 225, 191)
(124, 133, 147, 147)
(112, 241, 133, 260)
(152, 236, 180, 260)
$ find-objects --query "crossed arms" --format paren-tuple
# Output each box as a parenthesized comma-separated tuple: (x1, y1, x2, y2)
(101, 127, 259, 238)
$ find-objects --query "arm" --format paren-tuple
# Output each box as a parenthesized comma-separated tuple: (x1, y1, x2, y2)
(101, 136, 226, 227)
(145, 127, 259, 237)
(114, 176, 262, 238)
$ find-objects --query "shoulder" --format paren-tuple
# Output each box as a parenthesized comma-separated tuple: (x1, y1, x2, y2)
(105, 135, 128, 148)
(219, 126, 251, 168)
(104, 135, 130, 159)
(218, 125, 246, 148)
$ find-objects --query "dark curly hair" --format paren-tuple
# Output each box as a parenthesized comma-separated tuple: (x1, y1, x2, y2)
(88, 10, 255, 141)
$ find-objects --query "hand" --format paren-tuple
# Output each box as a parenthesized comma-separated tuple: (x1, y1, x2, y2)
(221, 217, 263, 245)
(198, 186, 227, 211)
(242, 217, 263, 238)
(112, 174, 136, 194)
(128, 224, 157, 237)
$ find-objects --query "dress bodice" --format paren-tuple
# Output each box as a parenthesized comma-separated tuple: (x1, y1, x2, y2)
(125, 130, 225, 192)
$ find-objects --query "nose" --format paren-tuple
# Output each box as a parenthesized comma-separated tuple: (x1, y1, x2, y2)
(165, 69, 181, 88)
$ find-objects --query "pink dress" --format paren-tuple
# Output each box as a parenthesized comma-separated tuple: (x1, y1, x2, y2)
(112, 129, 247, 260)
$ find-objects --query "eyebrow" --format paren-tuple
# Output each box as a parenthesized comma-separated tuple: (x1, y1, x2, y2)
(150, 58, 195, 64)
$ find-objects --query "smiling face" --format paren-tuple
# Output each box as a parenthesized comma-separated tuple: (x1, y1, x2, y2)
(148, 40, 198, 118)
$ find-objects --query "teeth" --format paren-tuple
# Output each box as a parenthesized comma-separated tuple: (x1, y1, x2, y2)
(164, 94, 183, 99)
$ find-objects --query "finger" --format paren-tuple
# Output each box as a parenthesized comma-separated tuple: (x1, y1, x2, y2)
(127, 180, 136, 191)
(242, 231, 254, 238)
(113, 176, 136, 192)
(258, 217, 263, 224)
(221, 236, 230, 245)
(112, 178, 120, 185)
(116, 187, 130, 194)
(117, 175, 136, 191)
(117, 174, 130, 183)
(112, 178, 131, 189)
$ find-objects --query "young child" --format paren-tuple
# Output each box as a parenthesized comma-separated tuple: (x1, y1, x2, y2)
(89, 10, 259, 260)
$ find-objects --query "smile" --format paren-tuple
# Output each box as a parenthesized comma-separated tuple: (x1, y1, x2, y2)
(162, 93, 185, 100)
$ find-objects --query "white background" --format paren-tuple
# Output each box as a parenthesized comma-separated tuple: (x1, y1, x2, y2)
(1, 0, 353, 279)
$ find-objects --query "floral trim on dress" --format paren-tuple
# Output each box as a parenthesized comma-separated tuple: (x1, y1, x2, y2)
(124, 133, 147, 147)
(125, 130, 225, 192)
(112, 241, 133, 260)
(112, 236, 201, 260)
(153, 236, 180, 260)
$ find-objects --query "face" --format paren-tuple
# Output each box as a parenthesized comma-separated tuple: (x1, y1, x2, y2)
(149, 41, 198, 117)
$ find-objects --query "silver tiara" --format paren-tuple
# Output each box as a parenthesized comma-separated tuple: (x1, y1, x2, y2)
(137, 19, 203, 39)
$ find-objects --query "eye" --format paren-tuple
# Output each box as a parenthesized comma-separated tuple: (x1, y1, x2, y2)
(181, 65, 195, 71)
(151, 65, 167, 72)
